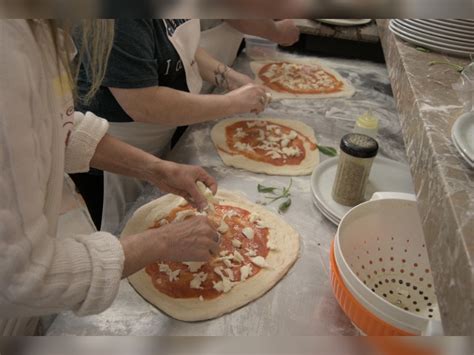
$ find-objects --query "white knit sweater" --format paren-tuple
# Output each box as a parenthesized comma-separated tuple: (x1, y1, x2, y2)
(0, 20, 124, 319)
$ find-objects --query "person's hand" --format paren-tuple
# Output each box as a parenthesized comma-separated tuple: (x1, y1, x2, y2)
(145, 160, 217, 210)
(275, 20, 300, 46)
(156, 216, 220, 261)
(226, 83, 270, 115)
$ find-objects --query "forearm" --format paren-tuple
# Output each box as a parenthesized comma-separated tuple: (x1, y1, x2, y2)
(110, 86, 237, 125)
(120, 229, 163, 277)
(195, 47, 253, 91)
(89, 133, 160, 181)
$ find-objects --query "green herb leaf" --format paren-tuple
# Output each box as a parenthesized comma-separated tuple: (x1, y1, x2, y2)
(279, 199, 292, 213)
(428, 61, 464, 73)
(257, 184, 277, 193)
(318, 145, 338, 157)
(416, 46, 430, 53)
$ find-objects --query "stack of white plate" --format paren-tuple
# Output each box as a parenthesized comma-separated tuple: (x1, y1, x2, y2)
(310, 156, 415, 225)
(389, 19, 474, 57)
(451, 111, 474, 168)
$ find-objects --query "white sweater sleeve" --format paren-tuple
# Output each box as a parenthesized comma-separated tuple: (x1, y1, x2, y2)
(64, 111, 109, 174)
(0, 22, 125, 317)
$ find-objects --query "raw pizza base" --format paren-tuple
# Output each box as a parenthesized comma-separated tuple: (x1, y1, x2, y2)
(250, 58, 355, 99)
(211, 118, 320, 176)
(125, 190, 300, 322)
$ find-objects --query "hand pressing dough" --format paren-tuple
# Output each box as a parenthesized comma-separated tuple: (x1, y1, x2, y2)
(211, 118, 320, 176)
(124, 190, 300, 322)
(251, 58, 355, 99)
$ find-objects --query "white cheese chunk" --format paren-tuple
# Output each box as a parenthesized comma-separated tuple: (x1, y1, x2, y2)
(212, 279, 234, 293)
(217, 220, 229, 234)
(220, 250, 229, 257)
(196, 181, 217, 204)
(233, 141, 255, 152)
(178, 198, 188, 207)
(256, 220, 268, 229)
(174, 210, 197, 223)
(250, 256, 270, 268)
(282, 146, 301, 157)
(183, 262, 206, 273)
(240, 264, 253, 281)
(168, 269, 181, 282)
(245, 248, 257, 257)
(233, 127, 248, 139)
(233, 250, 245, 264)
(232, 239, 242, 248)
(265, 151, 282, 160)
(159, 263, 171, 273)
(223, 268, 235, 281)
(223, 210, 238, 220)
(242, 227, 254, 240)
(280, 138, 290, 148)
(190, 272, 208, 289)
(288, 130, 298, 140)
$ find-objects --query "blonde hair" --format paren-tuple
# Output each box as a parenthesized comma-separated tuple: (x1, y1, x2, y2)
(28, 19, 115, 103)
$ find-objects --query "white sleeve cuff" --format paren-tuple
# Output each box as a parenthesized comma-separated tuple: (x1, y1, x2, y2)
(72, 231, 125, 316)
(64, 111, 109, 174)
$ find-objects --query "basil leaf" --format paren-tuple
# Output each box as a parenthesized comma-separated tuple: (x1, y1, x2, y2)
(318, 145, 338, 157)
(416, 46, 430, 53)
(278, 199, 292, 213)
(257, 184, 277, 193)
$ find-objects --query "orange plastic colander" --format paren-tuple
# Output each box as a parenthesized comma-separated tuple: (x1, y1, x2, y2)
(330, 192, 443, 336)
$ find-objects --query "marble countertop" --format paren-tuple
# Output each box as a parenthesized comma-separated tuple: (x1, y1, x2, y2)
(377, 20, 474, 336)
(47, 47, 409, 336)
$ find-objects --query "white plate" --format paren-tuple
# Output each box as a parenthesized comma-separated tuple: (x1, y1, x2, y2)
(312, 195, 340, 225)
(412, 19, 474, 37)
(452, 134, 474, 168)
(428, 19, 474, 31)
(393, 20, 474, 47)
(317, 19, 372, 26)
(390, 22, 474, 57)
(390, 21, 474, 51)
(310, 156, 415, 223)
(404, 19, 474, 41)
(452, 111, 474, 166)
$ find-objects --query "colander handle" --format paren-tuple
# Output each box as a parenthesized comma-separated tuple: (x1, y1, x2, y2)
(422, 319, 444, 335)
(370, 192, 417, 202)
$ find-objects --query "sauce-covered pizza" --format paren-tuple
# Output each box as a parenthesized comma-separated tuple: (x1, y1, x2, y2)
(258, 62, 345, 95)
(145, 204, 272, 300)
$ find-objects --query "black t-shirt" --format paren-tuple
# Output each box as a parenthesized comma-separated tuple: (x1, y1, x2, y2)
(76, 19, 189, 122)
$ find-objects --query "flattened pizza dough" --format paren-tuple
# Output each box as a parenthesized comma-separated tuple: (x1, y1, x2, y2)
(251, 58, 355, 99)
(211, 118, 320, 175)
(125, 190, 300, 322)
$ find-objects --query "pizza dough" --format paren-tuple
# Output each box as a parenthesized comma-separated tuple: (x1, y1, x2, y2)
(125, 190, 300, 322)
(251, 58, 355, 99)
(211, 118, 320, 175)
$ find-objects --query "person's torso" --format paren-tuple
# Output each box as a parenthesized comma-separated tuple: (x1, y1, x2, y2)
(76, 19, 190, 123)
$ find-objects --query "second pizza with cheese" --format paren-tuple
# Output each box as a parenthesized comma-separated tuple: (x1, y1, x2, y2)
(251, 59, 355, 99)
(125, 190, 299, 321)
(211, 118, 319, 175)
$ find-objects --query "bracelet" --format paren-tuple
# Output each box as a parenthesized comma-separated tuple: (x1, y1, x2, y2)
(214, 64, 231, 90)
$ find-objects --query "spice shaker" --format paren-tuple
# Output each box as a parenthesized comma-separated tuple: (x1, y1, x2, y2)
(332, 133, 379, 206)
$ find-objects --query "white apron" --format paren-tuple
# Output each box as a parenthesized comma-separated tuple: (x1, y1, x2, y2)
(101, 19, 203, 234)
(200, 21, 244, 67)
